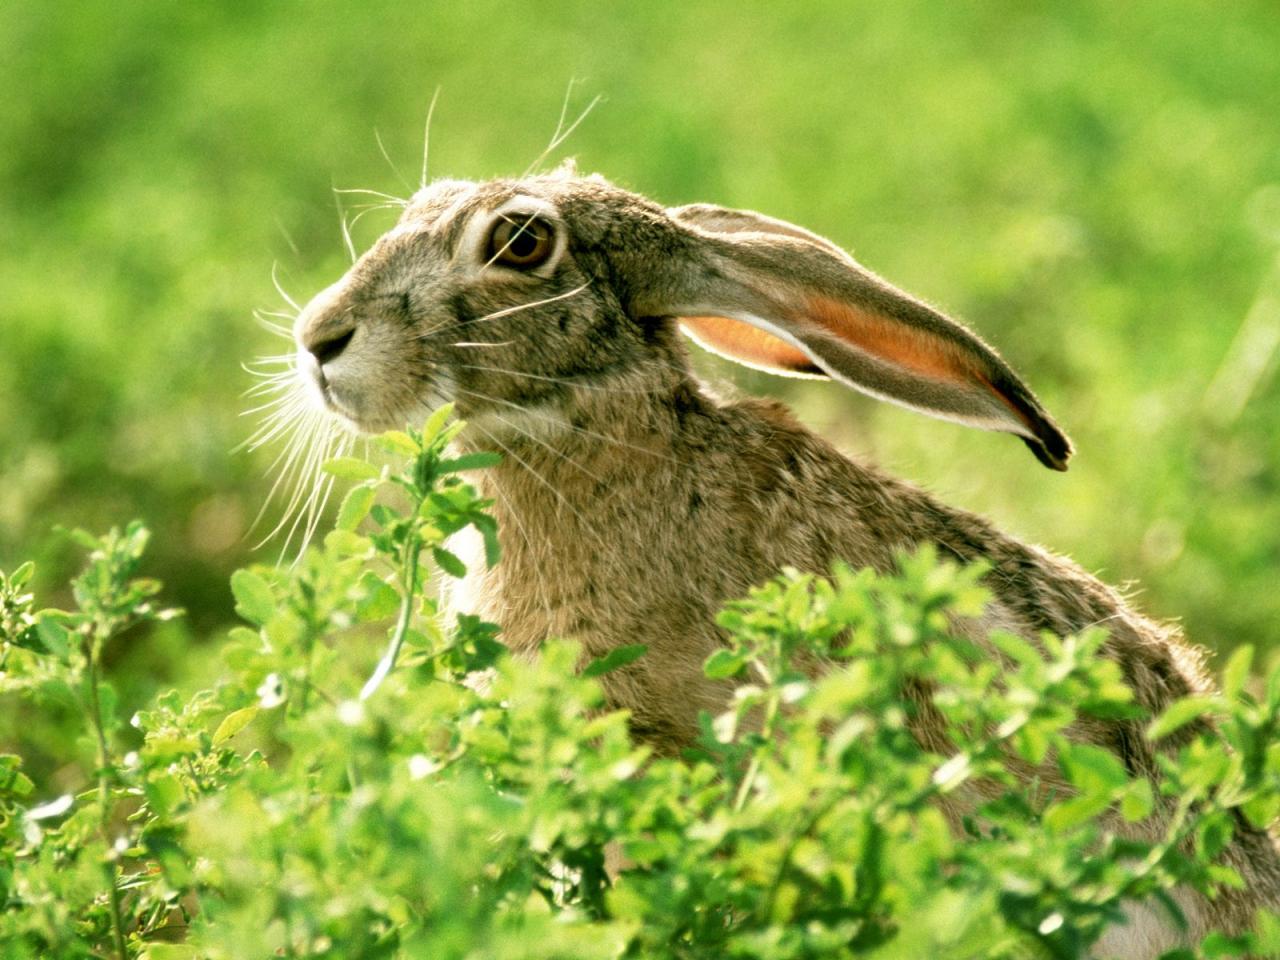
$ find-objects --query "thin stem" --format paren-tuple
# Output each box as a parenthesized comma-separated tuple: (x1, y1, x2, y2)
(760, 794, 843, 922)
(86, 630, 129, 960)
(734, 673, 781, 814)
(297, 614, 319, 714)
(360, 525, 422, 701)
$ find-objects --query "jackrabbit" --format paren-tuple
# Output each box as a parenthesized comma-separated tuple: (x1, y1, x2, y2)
(286, 168, 1279, 955)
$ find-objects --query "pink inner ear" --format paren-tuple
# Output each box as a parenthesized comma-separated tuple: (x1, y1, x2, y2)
(803, 294, 1055, 447)
(680, 315, 825, 376)
(802, 295, 976, 385)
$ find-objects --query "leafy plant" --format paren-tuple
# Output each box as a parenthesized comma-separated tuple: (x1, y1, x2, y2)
(2, 409, 1280, 959)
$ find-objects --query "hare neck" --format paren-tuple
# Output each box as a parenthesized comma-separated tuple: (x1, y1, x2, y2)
(467, 373, 705, 531)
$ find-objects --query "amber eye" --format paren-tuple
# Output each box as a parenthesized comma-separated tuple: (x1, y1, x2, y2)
(487, 215, 555, 269)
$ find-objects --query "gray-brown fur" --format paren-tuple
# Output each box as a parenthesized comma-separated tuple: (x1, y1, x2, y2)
(287, 169, 1279, 955)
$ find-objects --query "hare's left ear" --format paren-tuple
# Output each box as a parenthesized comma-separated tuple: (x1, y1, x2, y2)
(647, 203, 1072, 470)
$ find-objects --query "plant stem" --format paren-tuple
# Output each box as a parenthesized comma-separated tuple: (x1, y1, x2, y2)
(359, 527, 422, 701)
(734, 681, 781, 813)
(298, 618, 318, 713)
(87, 632, 129, 960)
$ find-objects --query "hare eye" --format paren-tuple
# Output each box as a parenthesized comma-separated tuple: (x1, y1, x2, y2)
(487, 216, 554, 269)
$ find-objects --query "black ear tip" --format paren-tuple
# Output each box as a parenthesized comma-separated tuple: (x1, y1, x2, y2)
(1022, 425, 1073, 471)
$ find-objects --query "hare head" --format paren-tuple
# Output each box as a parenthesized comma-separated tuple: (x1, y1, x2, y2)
(289, 170, 1072, 469)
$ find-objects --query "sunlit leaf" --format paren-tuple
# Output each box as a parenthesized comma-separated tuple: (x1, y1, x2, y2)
(212, 706, 259, 745)
(583, 644, 648, 678)
(229, 569, 275, 626)
(322, 457, 381, 482)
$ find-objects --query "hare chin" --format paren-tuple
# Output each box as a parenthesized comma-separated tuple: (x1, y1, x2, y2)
(464, 400, 569, 443)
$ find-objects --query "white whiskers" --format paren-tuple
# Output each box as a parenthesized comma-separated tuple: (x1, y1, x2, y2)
(270, 263, 301, 314)
(334, 189, 358, 264)
(421, 87, 441, 188)
(242, 309, 352, 561)
(374, 127, 415, 197)
(417, 282, 592, 342)
(523, 81, 602, 178)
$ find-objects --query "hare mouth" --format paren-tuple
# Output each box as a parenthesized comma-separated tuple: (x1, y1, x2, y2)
(309, 363, 455, 437)
(316, 383, 363, 428)
(295, 361, 377, 433)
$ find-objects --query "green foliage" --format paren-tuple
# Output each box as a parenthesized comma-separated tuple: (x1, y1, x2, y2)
(4, 415, 1280, 958)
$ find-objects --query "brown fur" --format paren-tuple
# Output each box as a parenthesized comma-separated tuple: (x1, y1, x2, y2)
(288, 170, 1280, 954)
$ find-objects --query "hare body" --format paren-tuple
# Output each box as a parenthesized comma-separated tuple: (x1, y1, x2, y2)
(288, 169, 1280, 953)
(445, 357, 1279, 955)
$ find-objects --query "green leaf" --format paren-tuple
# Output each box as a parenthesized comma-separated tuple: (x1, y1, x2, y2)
(144, 733, 201, 760)
(432, 546, 467, 578)
(474, 515, 501, 568)
(1043, 794, 1110, 833)
(212, 706, 259, 745)
(421, 403, 457, 446)
(0, 755, 34, 798)
(322, 457, 381, 482)
(377, 430, 420, 456)
(230, 569, 275, 626)
(704, 648, 748, 679)
(1242, 792, 1280, 831)
(438, 451, 503, 474)
(324, 528, 371, 557)
(144, 773, 185, 818)
(35, 616, 71, 658)
(1200, 931, 1254, 958)
(139, 943, 201, 960)
(1060, 742, 1129, 796)
(357, 572, 401, 620)
(1221, 645, 1253, 700)
(583, 644, 649, 678)
(988, 629, 1043, 668)
(336, 483, 377, 532)
(8, 560, 34, 589)
(1148, 695, 1219, 741)
(1120, 778, 1154, 822)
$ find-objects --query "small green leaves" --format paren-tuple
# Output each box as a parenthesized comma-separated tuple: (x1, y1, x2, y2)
(8, 560, 34, 590)
(322, 457, 381, 482)
(1120, 777, 1155, 822)
(144, 772, 185, 818)
(336, 483, 377, 532)
(212, 705, 259, 745)
(8, 432, 1280, 960)
(1149, 694, 1219, 740)
(230, 568, 275, 626)
(475, 513, 501, 568)
(582, 643, 648, 678)
(347, 407, 503, 700)
(34, 615, 72, 658)
(438, 451, 503, 474)
(377, 431, 419, 456)
(431, 546, 467, 579)
(138, 943, 202, 960)
(1221, 645, 1254, 700)
(704, 648, 748, 679)
(0, 754, 34, 798)
(420, 402, 457, 445)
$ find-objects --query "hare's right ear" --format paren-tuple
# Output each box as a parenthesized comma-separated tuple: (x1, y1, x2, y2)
(639, 203, 1072, 470)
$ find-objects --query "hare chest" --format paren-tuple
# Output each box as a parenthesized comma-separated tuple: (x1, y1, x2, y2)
(445, 500, 747, 749)
(442, 437, 839, 751)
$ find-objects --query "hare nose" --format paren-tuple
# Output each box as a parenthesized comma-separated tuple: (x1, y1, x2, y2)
(307, 327, 355, 366)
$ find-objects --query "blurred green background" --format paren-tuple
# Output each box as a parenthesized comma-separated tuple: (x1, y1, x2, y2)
(1, 0, 1277, 694)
